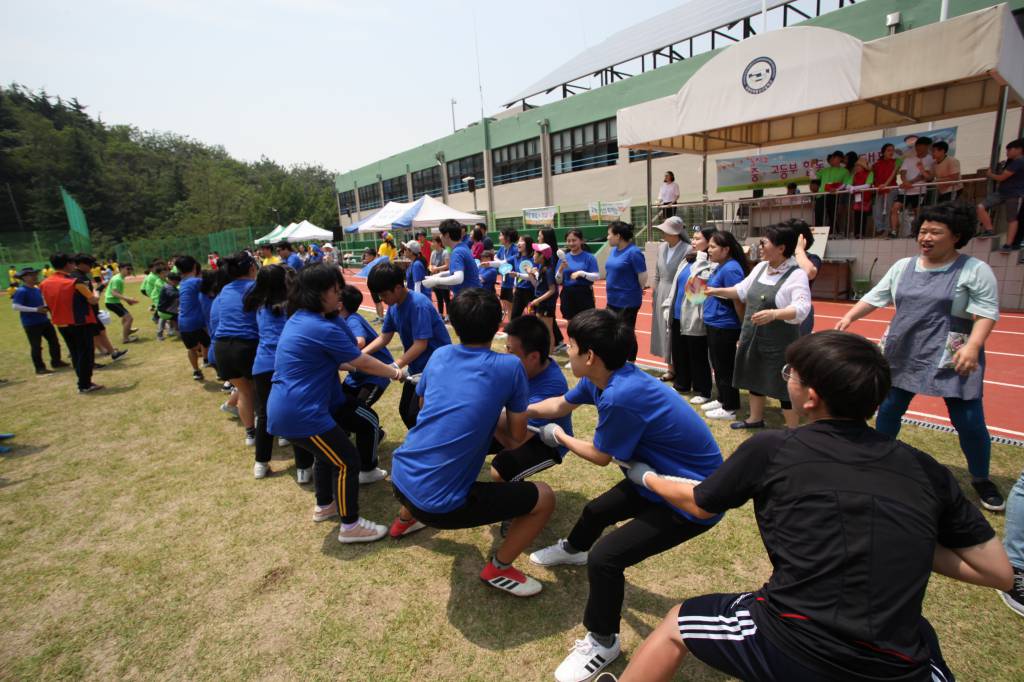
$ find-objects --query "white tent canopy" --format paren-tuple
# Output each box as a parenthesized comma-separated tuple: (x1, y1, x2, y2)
(618, 4, 1024, 155)
(355, 201, 415, 233)
(255, 224, 285, 245)
(398, 195, 483, 229)
(283, 220, 333, 243)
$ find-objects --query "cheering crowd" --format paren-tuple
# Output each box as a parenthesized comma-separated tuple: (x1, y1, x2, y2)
(6, 209, 1024, 682)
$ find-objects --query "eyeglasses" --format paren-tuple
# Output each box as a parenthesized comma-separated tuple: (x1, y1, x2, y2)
(780, 364, 793, 382)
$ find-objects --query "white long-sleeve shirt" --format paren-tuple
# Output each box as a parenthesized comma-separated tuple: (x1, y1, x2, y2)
(658, 182, 680, 204)
(734, 258, 812, 324)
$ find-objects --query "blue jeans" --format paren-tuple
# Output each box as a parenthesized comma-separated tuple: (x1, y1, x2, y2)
(875, 386, 991, 479)
(1006, 471, 1024, 569)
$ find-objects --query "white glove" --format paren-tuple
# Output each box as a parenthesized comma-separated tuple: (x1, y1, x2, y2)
(538, 423, 565, 448)
(626, 462, 656, 489)
(422, 275, 440, 288)
(391, 364, 410, 382)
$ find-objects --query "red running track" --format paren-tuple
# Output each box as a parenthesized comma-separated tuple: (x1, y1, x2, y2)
(345, 274, 1024, 439)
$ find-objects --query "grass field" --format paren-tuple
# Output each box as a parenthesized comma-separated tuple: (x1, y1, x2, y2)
(0, 279, 1020, 681)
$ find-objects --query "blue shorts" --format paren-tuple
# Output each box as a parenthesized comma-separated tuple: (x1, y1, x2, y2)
(677, 592, 954, 682)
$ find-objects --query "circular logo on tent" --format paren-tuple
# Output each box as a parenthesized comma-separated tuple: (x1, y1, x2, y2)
(742, 57, 776, 94)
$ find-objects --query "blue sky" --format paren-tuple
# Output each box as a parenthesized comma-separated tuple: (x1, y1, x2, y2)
(1, 0, 685, 172)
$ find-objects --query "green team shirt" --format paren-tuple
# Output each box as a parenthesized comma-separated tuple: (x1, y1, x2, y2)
(816, 165, 851, 188)
(141, 272, 161, 298)
(104, 273, 127, 307)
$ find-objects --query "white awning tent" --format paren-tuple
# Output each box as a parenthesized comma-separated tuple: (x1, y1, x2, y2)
(254, 224, 286, 245)
(347, 195, 485, 233)
(283, 220, 333, 243)
(617, 4, 1024, 155)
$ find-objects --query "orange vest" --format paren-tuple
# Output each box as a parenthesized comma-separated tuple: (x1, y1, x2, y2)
(39, 272, 96, 326)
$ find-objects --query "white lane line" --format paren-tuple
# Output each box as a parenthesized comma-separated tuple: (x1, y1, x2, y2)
(905, 410, 1024, 438)
(814, 313, 1024, 336)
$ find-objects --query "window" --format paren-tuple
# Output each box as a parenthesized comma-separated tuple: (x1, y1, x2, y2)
(628, 149, 676, 162)
(447, 153, 485, 193)
(411, 166, 443, 198)
(382, 175, 408, 203)
(491, 138, 541, 185)
(338, 190, 356, 215)
(495, 216, 524, 233)
(551, 118, 618, 175)
(358, 184, 381, 211)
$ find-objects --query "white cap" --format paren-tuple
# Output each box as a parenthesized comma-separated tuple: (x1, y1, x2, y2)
(656, 216, 686, 235)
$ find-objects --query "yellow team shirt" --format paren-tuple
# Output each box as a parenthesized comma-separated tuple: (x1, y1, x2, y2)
(7, 269, 16, 290)
(262, 255, 282, 266)
(378, 242, 397, 261)
(42, 266, 53, 280)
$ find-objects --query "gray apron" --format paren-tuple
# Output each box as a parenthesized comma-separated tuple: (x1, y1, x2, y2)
(733, 263, 800, 400)
(650, 242, 689, 360)
(882, 254, 983, 400)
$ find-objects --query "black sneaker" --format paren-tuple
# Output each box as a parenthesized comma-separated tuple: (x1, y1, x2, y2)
(999, 244, 1015, 253)
(35, 368, 53, 375)
(94, 362, 107, 369)
(971, 479, 1005, 512)
(111, 349, 128, 361)
(192, 369, 204, 382)
(78, 383, 105, 394)
(999, 567, 1024, 618)
(51, 361, 70, 369)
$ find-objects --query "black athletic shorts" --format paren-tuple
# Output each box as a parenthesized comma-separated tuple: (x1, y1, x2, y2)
(393, 480, 539, 530)
(896, 193, 922, 208)
(500, 287, 514, 302)
(491, 434, 562, 482)
(106, 302, 128, 318)
(213, 337, 258, 379)
(180, 328, 211, 350)
(678, 592, 954, 682)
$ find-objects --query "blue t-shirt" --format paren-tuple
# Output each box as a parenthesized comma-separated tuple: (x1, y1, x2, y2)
(391, 345, 529, 513)
(207, 296, 221, 364)
(343, 312, 394, 390)
(267, 310, 361, 438)
(199, 292, 213, 328)
(12, 285, 48, 327)
(604, 244, 647, 308)
(497, 244, 519, 289)
(406, 259, 427, 290)
(213, 279, 258, 340)
(527, 359, 573, 457)
(480, 265, 499, 290)
(177, 277, 205, 333)
(672, 262, 693, 320)
(534, 262, 556, 301)
(357, 255, 390, 279)
(252, 307, 287, 376)
(449, 239, 481, 295)
(703, 259, 745, 329)
(559, 251, 599, 289)
(999, 156, 1024, 198)
(381, 290, 451, 374)
(286, 253, 304, 271)
(565, 363, 723, 524)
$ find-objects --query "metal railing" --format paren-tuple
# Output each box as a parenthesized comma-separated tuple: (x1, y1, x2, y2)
(646, 177, 990, 241)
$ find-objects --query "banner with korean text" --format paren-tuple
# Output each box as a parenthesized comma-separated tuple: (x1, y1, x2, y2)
(523, 205, 558, 226)
(588, 199, 632, 222)
(715, 127, 957, 192)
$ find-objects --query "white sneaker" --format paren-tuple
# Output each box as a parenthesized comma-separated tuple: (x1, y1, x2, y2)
(253, 462, 270, 479)
(337, 517, 388, 544)
(245, 429, 256, 446)
(529, 539, 588, 567)
(689, 395, 710, 405)
(704, 407, 737, 420)
(220, 402, 239, 418)
(554, 633, 621, 682)
(295, 467, 312, 484)
(700, 400, 722, 412)
(359, 467, 388, 485)
(564, 361, 572, 369)
(277, 437, 290, 447)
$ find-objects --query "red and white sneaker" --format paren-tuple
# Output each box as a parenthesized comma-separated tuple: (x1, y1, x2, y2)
(479, 562, 542, 597)
(389, 516, 426, 538)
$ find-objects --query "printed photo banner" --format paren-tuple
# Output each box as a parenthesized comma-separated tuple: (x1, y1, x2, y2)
(715, 127, 958, 192)
(588, 199, 632, 221)
(523, 205, 558, 226)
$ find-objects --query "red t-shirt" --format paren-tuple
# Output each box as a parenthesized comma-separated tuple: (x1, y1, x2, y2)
(872, 159, 897, 193)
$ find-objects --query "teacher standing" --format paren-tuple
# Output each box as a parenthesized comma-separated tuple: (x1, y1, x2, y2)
(603, 221, 648, 362)
(649, 216, 691, 369)
(837, 202, 1003, 512)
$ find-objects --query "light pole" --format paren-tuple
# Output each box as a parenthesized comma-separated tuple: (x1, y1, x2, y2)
(450, 98, 457, 133)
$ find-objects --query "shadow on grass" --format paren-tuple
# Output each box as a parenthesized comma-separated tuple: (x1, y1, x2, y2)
(86, 381, 140, 396)
(0, 475, 30, 491)
(0, 443, 49, 460)
(199, 381, 227, 394)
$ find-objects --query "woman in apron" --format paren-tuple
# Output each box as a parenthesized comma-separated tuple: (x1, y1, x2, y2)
(707, 223, 811, 430)
(649, 216, 691, 377)
(837, 202, 1002, 511)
